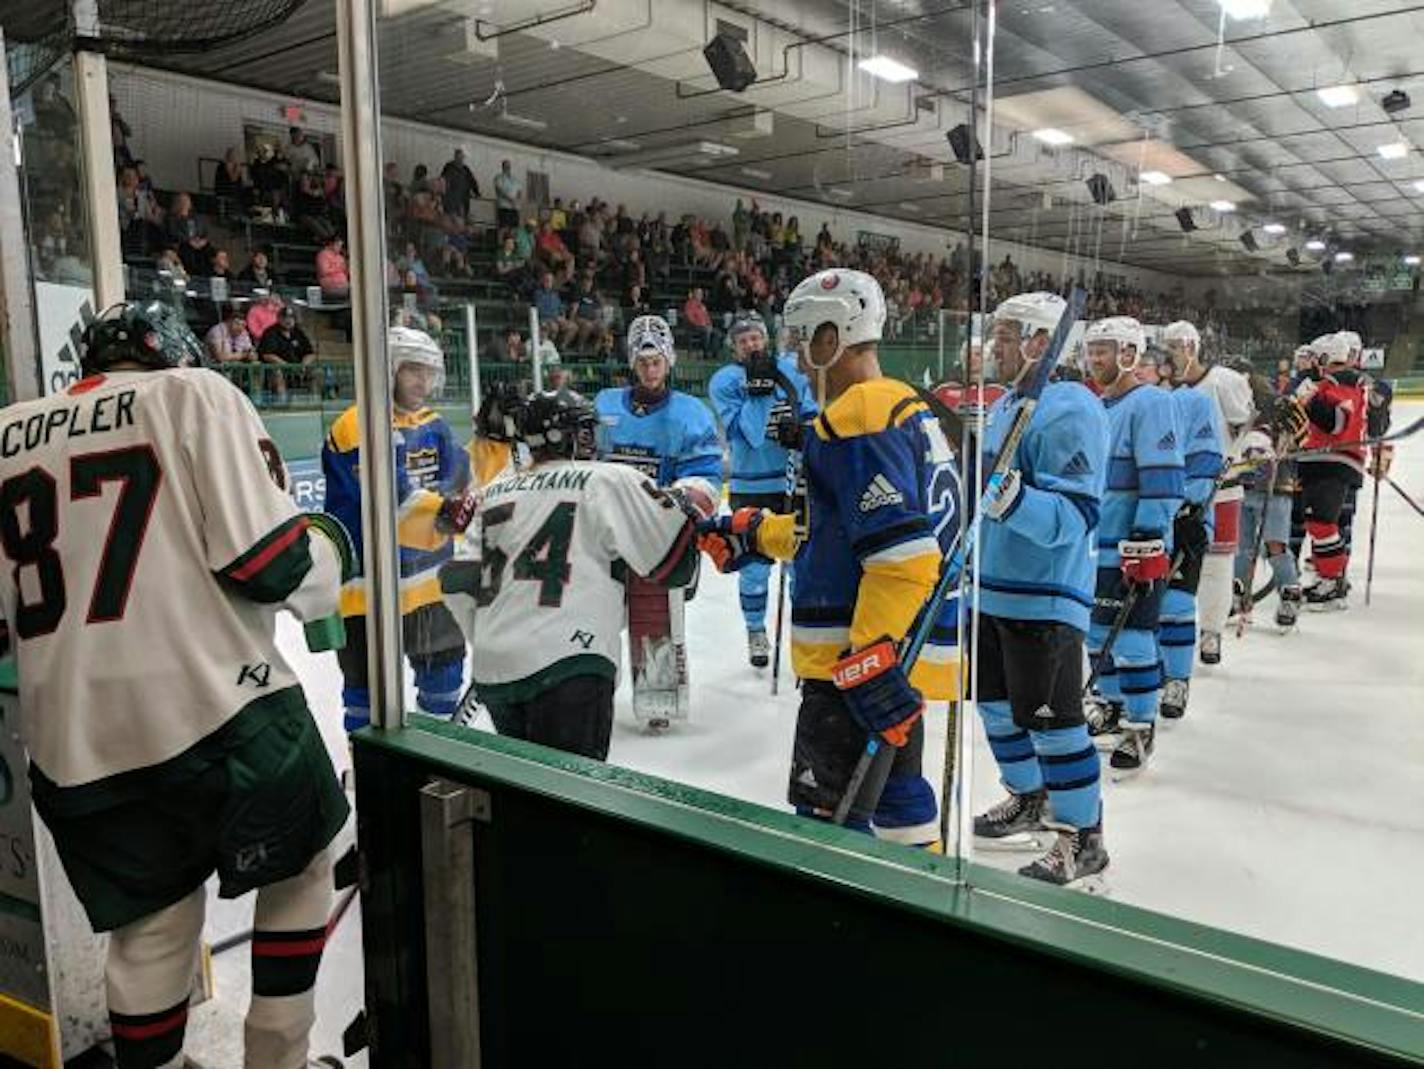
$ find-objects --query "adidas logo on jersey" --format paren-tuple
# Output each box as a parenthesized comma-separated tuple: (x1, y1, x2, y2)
(1195, 423, 1216, 440)
(1062, 450, 1093, 476)
(1157, 430, 1177, 451)
(858, 473, 904, 512)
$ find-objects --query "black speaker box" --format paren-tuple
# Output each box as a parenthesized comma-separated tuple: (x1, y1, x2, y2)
(1286, 247, 1300, 266)
(946, 124, 983, 164)
(1240, 231, 1259, 253)
(1175, 207, 1196, 232)
(1086, 173, 1115, 205)
(703, 33, 757, 93)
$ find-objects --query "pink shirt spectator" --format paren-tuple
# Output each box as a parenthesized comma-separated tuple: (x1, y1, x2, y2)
(247, 299, 281, 340)
(682, 295, 711, 328)
(316, 247, 350, 291)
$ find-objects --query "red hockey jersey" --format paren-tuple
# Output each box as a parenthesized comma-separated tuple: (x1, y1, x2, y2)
(1301, 369, 1367, 473)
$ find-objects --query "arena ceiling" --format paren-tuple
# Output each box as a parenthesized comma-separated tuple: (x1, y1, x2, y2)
(133, 0, 1424, 278)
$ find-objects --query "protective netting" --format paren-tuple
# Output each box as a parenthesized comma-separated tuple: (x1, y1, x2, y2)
(4, 7, 69, 99)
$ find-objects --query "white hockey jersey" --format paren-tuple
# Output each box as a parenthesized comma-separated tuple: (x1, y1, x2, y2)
(1191, 363, 1255, 504)
(0, 369, 339, 804)
(456, 459, 697, 702)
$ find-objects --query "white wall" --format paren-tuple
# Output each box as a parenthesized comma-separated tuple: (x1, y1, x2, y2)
(110, 63, 1194, 295)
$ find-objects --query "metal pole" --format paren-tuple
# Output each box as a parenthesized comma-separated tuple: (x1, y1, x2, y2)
(71, 1, 123, 309)
(465, 301, 482, 412)
(528, 303, 544, 391)
(337, 0, 404, 729)
(0, 27, 43, 403)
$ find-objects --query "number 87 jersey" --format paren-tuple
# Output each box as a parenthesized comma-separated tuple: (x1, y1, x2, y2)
(0, 369, 342, 800)
(455, 459, 699, 705)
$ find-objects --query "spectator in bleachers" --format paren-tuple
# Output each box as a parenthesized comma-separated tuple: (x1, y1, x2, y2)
(440, 149, 479, 221)
(295, 170, 338, 241)
(213, 147, 251, 211)
(398, 242, 435, 291)
(249, 142, 288, 216)
(156, 246, 189, 285)
(383, 161, 407, 221)
(205, 305, 255, 364)
(116, 163, 163, 255)
(483, 327, 524, 365)
(109, 95, 133, 165)
(569, 275, 606, 350)
(324, 164, 346, 222)
(549, 197, 568, 232)
(165, 192, 212, 276)
(534, 221, 574, 281)
(621, 247, 647, 295)
(247, 293, 284, 341)
(258, 305, 315, 366)
(495, 234, 525, 286)
(513, 219, 536, 264)
(533, 270, 575, 348)
(623, 283, 652, 322)
(407, 187, 444, 255)
(237, 249, 275, 290)
(316, 234, 350, 300)
(494, 159, 522, 230)
(286, 126, 321, 177)
(410, 163, 432, 195)
(682, 286, 717, 356)
(576, 209, 603, 267)
(732, 198, 749, 251)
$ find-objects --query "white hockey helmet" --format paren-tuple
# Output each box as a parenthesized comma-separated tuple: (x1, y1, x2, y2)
(993, 291, 1067, 340)
(1320, 332, 1351, 366)
(1336, 330, 1363, 364)
(389, 325, 445, 392)
(1160, 320, 1201, 360)
(782, 268, 885, 370)
(626, 314, 676, 368)
(1084, 316, 1146, 369)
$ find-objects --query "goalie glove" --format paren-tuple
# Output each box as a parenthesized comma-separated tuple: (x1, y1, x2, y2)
(832, 638, 923, 748)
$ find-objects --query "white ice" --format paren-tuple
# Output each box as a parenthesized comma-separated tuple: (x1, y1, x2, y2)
(199, 400, 1424, 1064)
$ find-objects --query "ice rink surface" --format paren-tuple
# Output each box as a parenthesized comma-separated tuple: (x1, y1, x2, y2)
(198, 401, 1424, 1064)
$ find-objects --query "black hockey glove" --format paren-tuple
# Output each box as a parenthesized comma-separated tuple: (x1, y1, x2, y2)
(744, 350, 778, 397)
(1172, 505, 1209, 566)
(476, 380, 527, 442)
(767, 400, 805, 451)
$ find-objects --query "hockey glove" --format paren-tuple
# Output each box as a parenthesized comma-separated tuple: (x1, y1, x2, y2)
(1372, 443, 1395, 478)
(697, 507, 769, 573)
(981, 469, 1024, 521)
(305, 511, 357, 583)
(744, 350, 778, 396)
(767, 400, 805, 451)
(436, 487, 481, 535)
(475, 380, 527, 442)
(1172, 505, 1209, 566)
(1272, 396, 1309, 446)
(1119, 532, 1170, 587)
(832, 638, 924, 748)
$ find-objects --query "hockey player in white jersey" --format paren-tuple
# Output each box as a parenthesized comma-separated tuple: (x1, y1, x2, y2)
(0, 301, 350, 1068)
(443, 388, 701, 758)
(1161, 321, 1254, 666)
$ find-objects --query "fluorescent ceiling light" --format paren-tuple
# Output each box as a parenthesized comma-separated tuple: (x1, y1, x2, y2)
(1378, 141, 1410, 160)
(1262, 222, 1287, 234)
(1414, 180, 1424, 192)
(1305, 239, 1327, 250)
(1219, 0, 1271, 17)
(602, 138, 642, 151)
(1033, 127, 1074, 146)
(498, 110, 548, 131)
(1214, 173, 1227, 182)
(826, 186, 854, 200)
(1335, 251, 1354, 262)
(1139, 170, 1172, 186)
(1405, 254, 1422, 265)
(1316, 85, 1359, 108)
(739, 167, 772, 180)
(898, 202, 922, 213)
(858, 55, 919, 83)
(1210, 199, 1236, 212)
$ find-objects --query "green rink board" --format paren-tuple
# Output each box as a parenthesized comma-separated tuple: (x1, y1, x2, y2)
(353, 720, 1424, 1067)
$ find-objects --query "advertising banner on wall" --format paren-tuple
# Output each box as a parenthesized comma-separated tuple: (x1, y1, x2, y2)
(33, 281, 95, 397)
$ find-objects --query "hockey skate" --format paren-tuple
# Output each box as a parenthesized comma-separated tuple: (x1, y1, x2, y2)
(1085, 696, 1123, 752)
(1199, 629, 1222, 665)
(1018, 823, 1109, 892)
(747, 629, 771, 669)
(1305, 576, 1349, 612)
(1109, 721, 1154, 779)
(1275, 585, 1303, 631)
(973, 788, 1050, 851)
(1159, 677, 1189, 721)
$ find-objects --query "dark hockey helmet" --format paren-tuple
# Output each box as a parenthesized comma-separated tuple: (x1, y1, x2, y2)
(81, 300, 205, 375)
(520, 387, 599, 460)
(476, 379, 530, 443)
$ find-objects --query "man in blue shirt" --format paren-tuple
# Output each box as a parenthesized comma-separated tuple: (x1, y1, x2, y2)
(533, 270, 575, 349)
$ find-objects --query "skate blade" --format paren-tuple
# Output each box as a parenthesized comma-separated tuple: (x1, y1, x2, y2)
(975, 831, 1051, 853)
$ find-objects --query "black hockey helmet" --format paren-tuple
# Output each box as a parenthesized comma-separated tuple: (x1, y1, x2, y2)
(81, 300, 205, 376)
(475, 378, 530, 443)
(520, 387, 599, 460)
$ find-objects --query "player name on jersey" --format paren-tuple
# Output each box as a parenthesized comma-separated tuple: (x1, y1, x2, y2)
(484, 467, 594, 499)
(0, 388, 137, 458)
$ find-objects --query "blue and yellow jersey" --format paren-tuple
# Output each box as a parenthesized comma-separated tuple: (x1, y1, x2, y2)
(1100, 384, 1186, 566)
(758, 378, 961, 699)
(978, 381, 1108, 633)
(321, 404, 471, 617)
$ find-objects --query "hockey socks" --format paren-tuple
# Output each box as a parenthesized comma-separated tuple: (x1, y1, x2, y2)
(1156, 586, 1197, 684)
(979, 700, 1042, 795)
(1031, 725, 1100, 829)
(737, 557, 771, 631)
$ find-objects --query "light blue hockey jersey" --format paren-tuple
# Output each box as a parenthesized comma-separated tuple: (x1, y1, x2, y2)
(1099, 384, 1186, 567)
(1171, 386, 1224, 509)
(978, 381, 1108, 633)
(593, 386, 724, 495)
(707, 353, 816, 497)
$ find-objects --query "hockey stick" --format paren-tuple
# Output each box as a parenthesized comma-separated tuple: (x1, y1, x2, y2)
(1082, 544, 1189, 697)
(1219, 415, 1424, 482)
(831, 292, 1084, 828)
(766, 366, 809, 697)
(1386, 474, 1424, 518)
(1235, 428, 1294, 636)
(1365, 454, 1383, 606)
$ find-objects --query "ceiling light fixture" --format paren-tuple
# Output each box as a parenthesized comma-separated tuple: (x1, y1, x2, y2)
(1032, 127, 1074, 146)
(826, 186, 854, 200)
(1262, 222, 1287, 234)
(1414, 180, 1424, 193)
(1139, 170, 1172, 186)
(1219, 0, 1271, 17)
(1210, 199, 1236, 212)
(898, 202, 922, 213)
(1405, 254, 1422, 265)
(857, 55, 919, 83)
(739, 167, 772, 180)
(498, 109, 548, 131)
(1316, 85, 1359, 108)
(1378, 141, 1410, 160)
(1214, 173, 1227, 182)
(1335, 251, 1354, 262)
(1305, 239, 1327, 251)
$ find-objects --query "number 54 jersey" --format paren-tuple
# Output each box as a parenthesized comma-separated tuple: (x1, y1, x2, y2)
(456, 459, 698, 704)
(0, 369, 341, 801)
